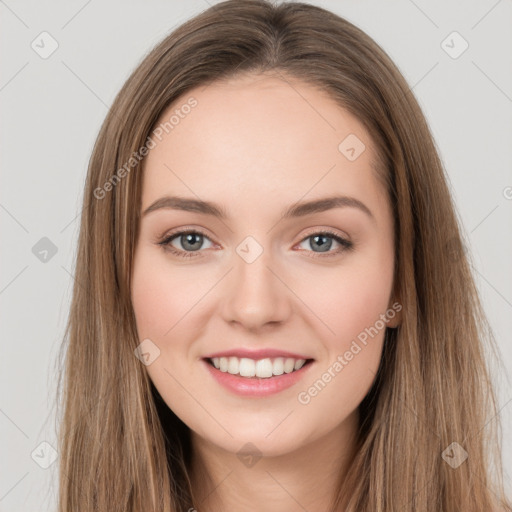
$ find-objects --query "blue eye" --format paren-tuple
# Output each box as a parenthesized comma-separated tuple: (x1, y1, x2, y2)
(158, 229, 353, 259)
(158, 230, 214, 258)
(296, 231, 353, 258)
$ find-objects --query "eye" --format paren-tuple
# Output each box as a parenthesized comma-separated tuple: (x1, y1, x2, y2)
(296, 230, 353, 258)
(158, 229, 214, 258)
(157, 229, 353, 259)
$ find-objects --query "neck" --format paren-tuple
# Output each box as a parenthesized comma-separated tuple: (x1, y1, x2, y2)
(188, 410, 359, 512)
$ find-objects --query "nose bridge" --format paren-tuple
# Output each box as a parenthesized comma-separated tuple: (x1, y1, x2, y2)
(220, 233, 291, 330)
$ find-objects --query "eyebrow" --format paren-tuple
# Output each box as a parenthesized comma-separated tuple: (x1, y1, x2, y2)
(142, 195, 374, 221)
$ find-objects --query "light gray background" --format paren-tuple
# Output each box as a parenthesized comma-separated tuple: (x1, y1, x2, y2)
(1, 1, 511, 510)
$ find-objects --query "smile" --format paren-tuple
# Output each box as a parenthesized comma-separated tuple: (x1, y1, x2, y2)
(203, 357, 315, 397)
(208, 356, 309, 378)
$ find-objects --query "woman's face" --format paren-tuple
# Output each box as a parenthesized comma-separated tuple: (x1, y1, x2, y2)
(131, 72, 399, 458)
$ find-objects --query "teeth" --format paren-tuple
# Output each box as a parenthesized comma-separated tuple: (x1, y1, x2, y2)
(284, 358, 295, 373)
(272, 357, 284, 375)
(255, 358, 273, 378)
(210, 356, 308, 378)
(240, 358, 256, 377)
(227, 356, 238, 375)
(293, 359, 305, 370)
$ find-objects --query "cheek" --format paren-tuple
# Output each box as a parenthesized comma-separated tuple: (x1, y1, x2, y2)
(295, 267, 392, 422)
(131, 247, 202, 339)
(131, 263, 172, 339)
(130, 250, 204, 408)
(300, 252, 395, 350)
(293, 245, 394, 415)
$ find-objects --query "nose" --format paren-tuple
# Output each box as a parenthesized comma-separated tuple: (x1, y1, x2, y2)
(220, 244, 292, 332)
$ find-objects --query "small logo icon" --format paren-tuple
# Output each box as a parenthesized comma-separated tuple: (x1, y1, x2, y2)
(236, 236, 264, 264)
(134, 338, 161, 366)
(441, 31, 469, 59)
(237, 442, 262, 468)
(442, 442, 468, 468)
(32, 237, 58, 263)
(31, 31, 59, 59)
(31, 441, 58, 469)
(338, 134, 366, 161)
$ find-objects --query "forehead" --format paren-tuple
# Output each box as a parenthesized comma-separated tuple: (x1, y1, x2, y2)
(141, 73, 383, 214)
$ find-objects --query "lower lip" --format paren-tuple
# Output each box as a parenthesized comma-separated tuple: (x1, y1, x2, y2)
(202, 359, 314, 397)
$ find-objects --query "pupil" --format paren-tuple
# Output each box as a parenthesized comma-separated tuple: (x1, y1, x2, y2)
(312, 235, 331, 252)
(183, 233, 202, 251)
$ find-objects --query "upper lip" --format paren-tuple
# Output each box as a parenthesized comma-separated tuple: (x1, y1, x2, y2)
(203, 348, 313, 360)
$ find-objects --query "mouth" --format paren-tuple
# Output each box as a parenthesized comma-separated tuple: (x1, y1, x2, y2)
(204, 356, 315, 379)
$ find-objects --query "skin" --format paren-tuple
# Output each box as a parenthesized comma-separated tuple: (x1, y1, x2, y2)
(131, 72, 400, 512)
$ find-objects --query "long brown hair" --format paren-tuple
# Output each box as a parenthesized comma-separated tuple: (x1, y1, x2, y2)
(56, 1, 511, 510)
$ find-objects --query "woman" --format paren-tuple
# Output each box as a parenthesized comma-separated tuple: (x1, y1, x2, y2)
(56, 1, 511, 510)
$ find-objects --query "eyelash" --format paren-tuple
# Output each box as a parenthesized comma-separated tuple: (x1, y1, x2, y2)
(157, 228, 353, 259)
